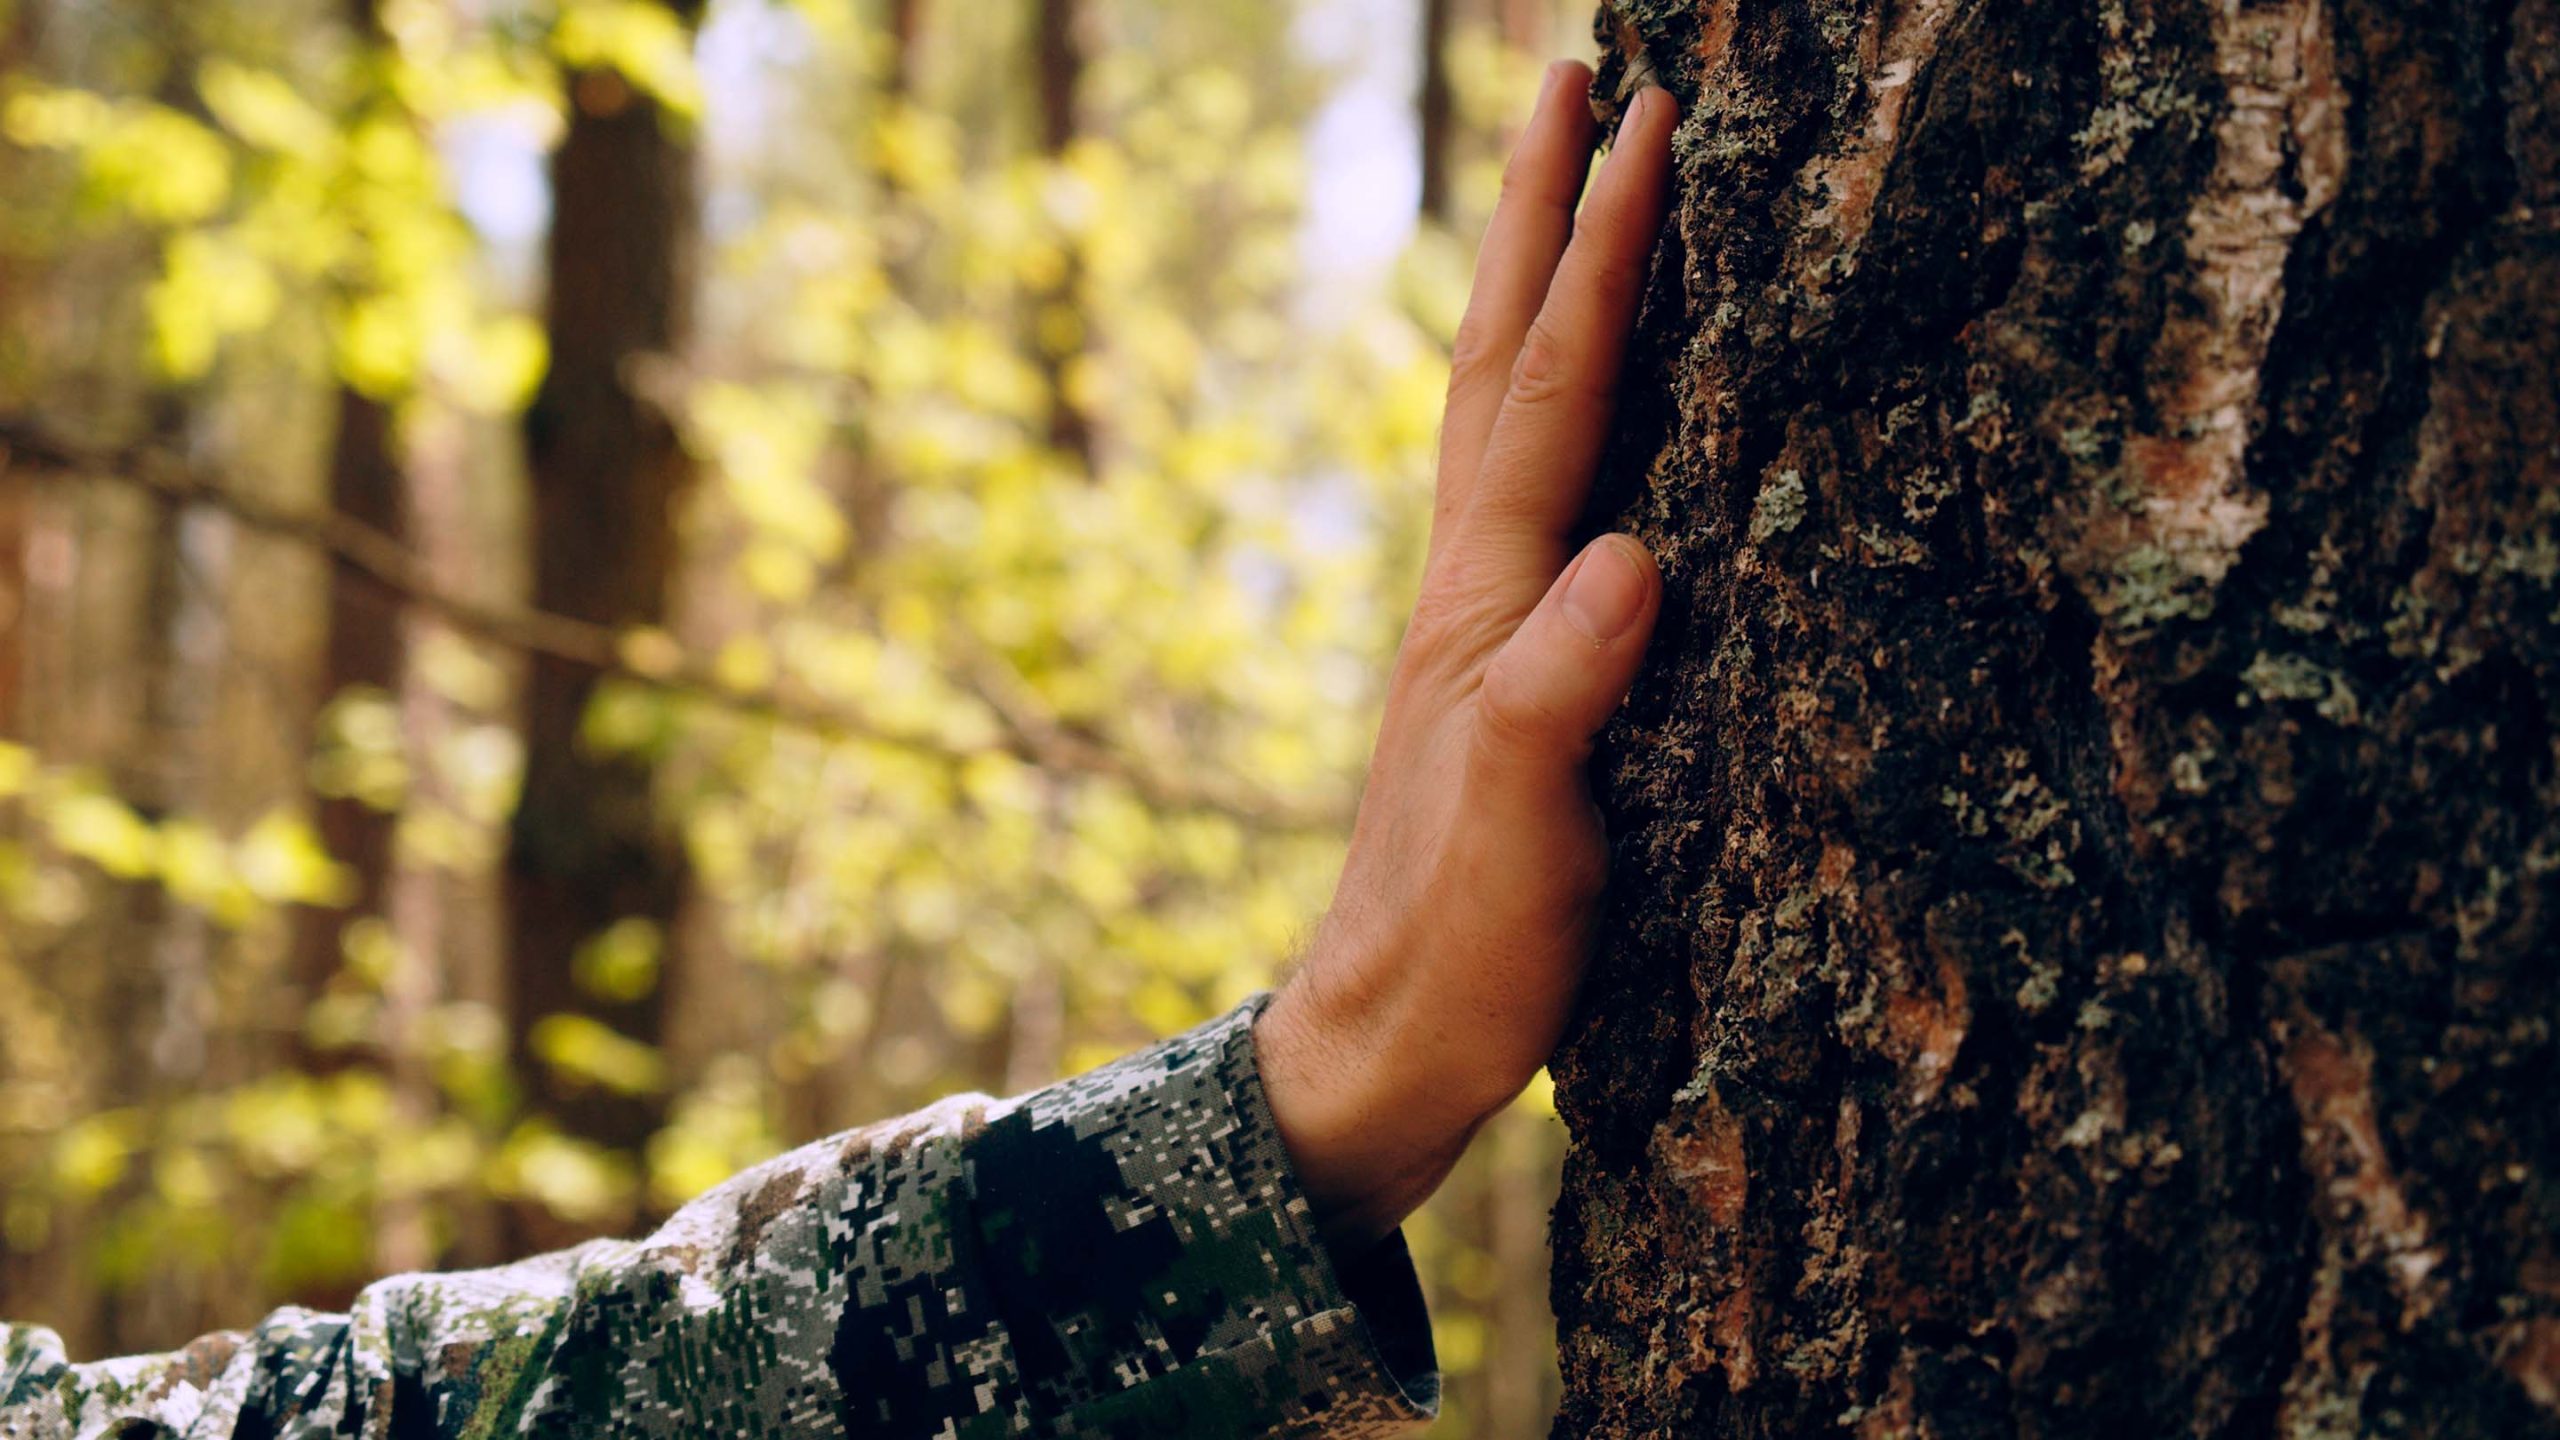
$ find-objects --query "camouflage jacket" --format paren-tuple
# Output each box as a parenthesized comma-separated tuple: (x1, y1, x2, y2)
(0, 998, 1439, 1438)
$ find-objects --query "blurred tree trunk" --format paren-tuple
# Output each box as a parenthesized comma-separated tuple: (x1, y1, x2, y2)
(76, 0, 236, 1344)
(0, 481, 21, 735)
(0, 0, 32, 736)
(885, 0, 926, 100)
(506, 6, 705, 1163)
(0, 0, 60, 1332)
(995, 0, 1091, 1097)
(1029, 0, 1096, 472)
(1418, 0, 1458, 226)
(291, 0, 406, 1032)
(302, 0, 435, 1279)
(92, 420, 207, 1354)
(395, 411, 510, 1271)
(1553, 0, 2560, 1435)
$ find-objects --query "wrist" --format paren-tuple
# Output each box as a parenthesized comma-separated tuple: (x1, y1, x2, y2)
(1253, 973, 1477, 1253)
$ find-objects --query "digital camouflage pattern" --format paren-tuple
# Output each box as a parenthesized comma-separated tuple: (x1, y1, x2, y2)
(0, 998, 1439, 1438)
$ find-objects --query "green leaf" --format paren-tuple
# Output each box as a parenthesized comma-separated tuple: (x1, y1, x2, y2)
(530, 1014, 668, 1096)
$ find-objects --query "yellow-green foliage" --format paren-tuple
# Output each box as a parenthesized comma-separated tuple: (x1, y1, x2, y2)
(0, 0, 1595, 1431)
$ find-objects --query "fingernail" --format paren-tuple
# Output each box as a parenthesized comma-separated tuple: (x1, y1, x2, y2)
(1619, 86, 1659, 139)
(1617, 83, 1679, 142)
(1538, 61, 1566, 105)
(1562, 536, 1650, 642)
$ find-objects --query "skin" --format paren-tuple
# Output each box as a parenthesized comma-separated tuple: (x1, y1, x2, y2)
(1257, 66, 1680, 1253)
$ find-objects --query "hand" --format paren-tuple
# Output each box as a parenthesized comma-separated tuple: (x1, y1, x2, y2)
(1257, 67, 1678, 1252)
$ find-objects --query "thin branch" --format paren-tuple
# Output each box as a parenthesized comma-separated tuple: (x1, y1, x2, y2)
(0, 419, 1349, 831)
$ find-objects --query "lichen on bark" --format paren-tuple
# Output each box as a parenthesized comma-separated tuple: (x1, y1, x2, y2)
(1554, 0, 2560, 1434)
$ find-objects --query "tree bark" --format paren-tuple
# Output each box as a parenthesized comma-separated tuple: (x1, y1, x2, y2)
(1552, 0, 2560, 1435)
(885, 0, 927, 101)
(0, 0, 38, 738)
(506, 4, 704, 1158)
(290, 0, 407, 1034)
(1030, 0, 1097, 470)
(1418, 0, 1460, 226)
(993, 0, 1094, 1097)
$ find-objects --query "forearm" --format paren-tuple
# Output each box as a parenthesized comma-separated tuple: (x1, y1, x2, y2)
(1, 998, 1435, 1440)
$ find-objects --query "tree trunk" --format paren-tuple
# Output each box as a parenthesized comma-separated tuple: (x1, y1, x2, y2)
(885, 0, 927, 101)
(985, 0, 1094, 1099)
(506, 6, 704, 1160)
(1418, 0, 1460, 226)
(0, 0, 35, 737)
(292, 392, 401, 1030)
(1030, 0, 1097, 470)
(1552, 1, 2560, 1435)
(290, 0, 407, 1036)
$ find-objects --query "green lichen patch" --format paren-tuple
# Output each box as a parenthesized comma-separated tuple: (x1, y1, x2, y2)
(1750, 468, 1808, 543)
(2240, 650, 2361, 725)
(2096, 542, 2222, 630)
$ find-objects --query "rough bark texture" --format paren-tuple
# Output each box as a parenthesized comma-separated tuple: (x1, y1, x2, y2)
(506, 13, 703, 1157)
(1551, 0, 2560, 1435)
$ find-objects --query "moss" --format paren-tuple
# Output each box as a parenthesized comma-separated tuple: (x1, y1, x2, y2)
(2170, 747, 2213, 794)
(2101, 543, 2221, 629)
(2240, 651, 2328, 701)
(1751, 468, 1809, 542)
(2241, 650, 2361, 725)
(2494, 535, 2560, 586)
(1898, 463, 1959, 522)
(2384, 584, 2442, 657)
(1880, 397, 1929, 442)
(1992, 759, 2078, 890)
(2017, 963, 2062, 1014)
(1947, 757, 2080, 889)
(2061, 1108, 2114, 1147)
(1940, 786, 1989, 837)
(1857, 524, 1929, 566)
(2001, 927, 2061, 1015)
(2059, 424, 2111, 461)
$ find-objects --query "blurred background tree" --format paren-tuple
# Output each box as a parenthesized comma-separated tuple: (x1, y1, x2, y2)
(0, 0, 1599, 1432)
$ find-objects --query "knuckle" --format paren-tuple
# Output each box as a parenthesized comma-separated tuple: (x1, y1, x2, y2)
(1495, 147, 1546, 208)
(1402, 573, 1503, 668)
(1506, 319, 1575, 405)
(1472, 649, 1567, 761)
(1445, 315, 1508, 400)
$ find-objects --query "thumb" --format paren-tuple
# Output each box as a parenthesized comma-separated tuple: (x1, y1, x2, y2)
(1468, 533, 1661, 794)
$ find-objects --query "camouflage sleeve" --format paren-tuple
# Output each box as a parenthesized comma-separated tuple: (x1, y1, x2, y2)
(0, 994, 1439, 1439)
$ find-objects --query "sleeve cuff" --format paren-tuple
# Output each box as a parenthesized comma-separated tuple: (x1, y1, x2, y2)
(962, 993, 1439, 1438)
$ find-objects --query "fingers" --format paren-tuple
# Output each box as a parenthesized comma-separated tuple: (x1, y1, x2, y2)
(1458, 86, 1677, 599)
(1467, 533, 1661, 813)
(1433, 62, 1599, 549)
